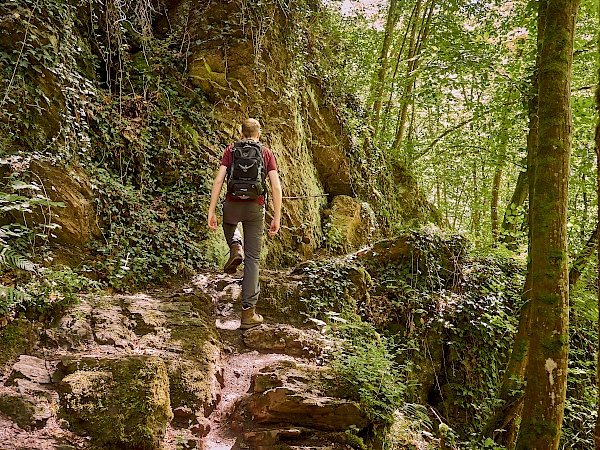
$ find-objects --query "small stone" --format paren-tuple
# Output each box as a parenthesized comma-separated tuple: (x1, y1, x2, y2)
(230, 421, 243, 433)
(9, 355, 52, 385)
(0, 392, 51, 430)
(173, 406, 194, 419)
(190, 417, 211, 437)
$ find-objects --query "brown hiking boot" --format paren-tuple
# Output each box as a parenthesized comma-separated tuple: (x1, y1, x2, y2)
(223, 243, 243, 273)
(240, 306, 263, 330)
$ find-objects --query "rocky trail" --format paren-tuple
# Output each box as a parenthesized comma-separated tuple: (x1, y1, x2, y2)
(0, 268, 372, 450)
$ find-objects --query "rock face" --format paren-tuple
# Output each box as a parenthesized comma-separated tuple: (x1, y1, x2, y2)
(176, 0, 356, 261)
(28, 161, 101, 264)
(325, 195, 375, 253)
(1, 0, 435, 273)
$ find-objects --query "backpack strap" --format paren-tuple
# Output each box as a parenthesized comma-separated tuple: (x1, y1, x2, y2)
(259, 142, 268, 206)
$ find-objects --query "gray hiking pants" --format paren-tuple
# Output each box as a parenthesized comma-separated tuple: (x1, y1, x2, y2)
(222, 200, 265, 308)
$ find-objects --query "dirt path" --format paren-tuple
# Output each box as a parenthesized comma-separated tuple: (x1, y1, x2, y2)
(194, 273, 298, 450)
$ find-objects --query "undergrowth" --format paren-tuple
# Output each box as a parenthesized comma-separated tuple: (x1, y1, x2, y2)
(299, 228, 531, 448)
(1, 0, 221, 294)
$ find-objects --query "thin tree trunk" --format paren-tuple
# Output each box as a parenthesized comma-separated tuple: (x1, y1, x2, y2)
(482, 276, 531, 445)
(472, 164, 481, 235)
(500, 168, 528, 245)
(491, 168, 502, 243)
(516, 0, 579, 448)
(491, 76, 521, 244)
(390, 0, 422, 151)
(382, 1, 419, 130)
(390, 0, 436, 152)
(484, 2, 542, 442)
(370, 0, 399, 138)
(568, 223, 599, 288)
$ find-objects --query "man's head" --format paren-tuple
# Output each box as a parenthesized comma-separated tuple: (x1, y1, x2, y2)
(241, 118, 261, 140)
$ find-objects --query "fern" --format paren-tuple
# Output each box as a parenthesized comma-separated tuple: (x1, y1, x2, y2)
(401, 403, 433, 431)
(0, 285, 30, 315)
(0, 245, 37, 273)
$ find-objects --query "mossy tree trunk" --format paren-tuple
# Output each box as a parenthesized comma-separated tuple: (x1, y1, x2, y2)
(484, 3, 542, 444)
(499, 168, 528, 245)
(515, 1, 579, 449)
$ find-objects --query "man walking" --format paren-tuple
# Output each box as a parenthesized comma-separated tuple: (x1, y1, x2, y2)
(207, 118, 282, 329)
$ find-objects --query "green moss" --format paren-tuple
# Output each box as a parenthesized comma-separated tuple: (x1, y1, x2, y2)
(541, 335, 568, 354)
(516, 418, 558, 449)
(538, 293, 560, 305)
(166, 359, 214, 410)
(0, 319, 31, 367)
(511, 337, 529, 362)
(59, 356, 173, 450)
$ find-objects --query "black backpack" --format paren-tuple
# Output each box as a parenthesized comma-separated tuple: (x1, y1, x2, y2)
(226, 140, 267, 200)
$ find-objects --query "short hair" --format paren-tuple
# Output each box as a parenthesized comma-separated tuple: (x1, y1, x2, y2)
(241, 118, 261, 139)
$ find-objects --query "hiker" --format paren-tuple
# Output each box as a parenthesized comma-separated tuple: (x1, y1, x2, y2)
(207, 118, 282, 329)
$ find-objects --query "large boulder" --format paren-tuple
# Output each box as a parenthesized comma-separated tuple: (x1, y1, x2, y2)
(58, 355, 173, 450)
(47, 293, 223, 419)
(247, 361, 368, 431)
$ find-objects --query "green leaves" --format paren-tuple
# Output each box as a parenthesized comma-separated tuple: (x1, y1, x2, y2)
(0, 286, 30, 316)
(0, 246, 37, 273)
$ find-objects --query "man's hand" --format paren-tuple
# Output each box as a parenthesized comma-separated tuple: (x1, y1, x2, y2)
(208, 211, 218, 232)
(207, 166, 228, 233)
(269, 216, 280, 236)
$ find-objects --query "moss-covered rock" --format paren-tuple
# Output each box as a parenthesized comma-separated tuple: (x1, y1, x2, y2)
(323, 195, 375, 254)
(58, 355, 173, 450)
(0, 319, 32, 370)
(247, 361, 369, 431)
(0, 391, 52, 430)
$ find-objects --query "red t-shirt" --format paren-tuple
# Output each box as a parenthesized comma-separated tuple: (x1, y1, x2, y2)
(221, 143, 277, 206)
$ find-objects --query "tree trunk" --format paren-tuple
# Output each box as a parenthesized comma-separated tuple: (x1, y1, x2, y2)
(515, 1, 579, 449)
(484, 2, 542, 442)
(370, 0, 399, 138)
(472, 164, 481, 235)
(491, 68, 521, 244)
(568, 222, 599, 288)
(491, 167, 503, 243)
(500, 168, 528, 245)
(482, 284, 531, 445)
(390, 0, 436, 152)
(390, 0, 422, 151)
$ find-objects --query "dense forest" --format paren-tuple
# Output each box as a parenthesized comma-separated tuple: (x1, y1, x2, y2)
(0, 0, 599, 449)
